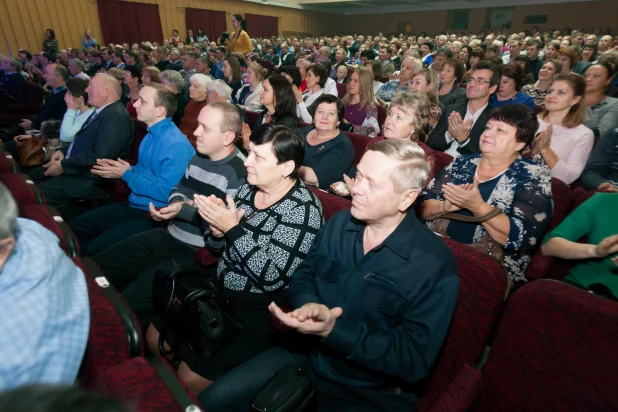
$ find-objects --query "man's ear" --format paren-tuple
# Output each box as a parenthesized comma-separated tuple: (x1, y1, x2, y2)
(398, 188, 419, 212)
(223, 130, 237, 147)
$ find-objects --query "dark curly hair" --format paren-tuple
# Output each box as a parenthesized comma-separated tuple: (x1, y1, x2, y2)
(488, 104, 539, 147)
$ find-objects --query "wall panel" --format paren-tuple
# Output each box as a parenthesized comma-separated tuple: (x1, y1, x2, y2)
(1, 0, 343, 56)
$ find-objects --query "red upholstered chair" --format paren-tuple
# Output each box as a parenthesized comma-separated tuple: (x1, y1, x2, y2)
(343, 131, 371, 167)
(524, 177, 572, 281)
(0, 81, 43, 123)
(308, 186, 351, 222)
(471, 280, 618, 412)
(299, 121, 312, 128)
(0, 172, 45, 206)
(336, 82, 347, 98)
(244, 109, 261, 130)
(94, 356, 203, 412)
(380, 76, 390, 83)
(417, 238, 508, 411)
(534, 104, 544, 114)
(0, 151, 19, 173)
(423, 364, 483, 412)
(128, 120, 148, 166)
(74, 257, 143, 387)
(377, 105, 387, 131)
(20, 205, 80, 257)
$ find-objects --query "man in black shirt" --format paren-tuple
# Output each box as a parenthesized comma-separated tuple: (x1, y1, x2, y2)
(200, 139, 460, 411)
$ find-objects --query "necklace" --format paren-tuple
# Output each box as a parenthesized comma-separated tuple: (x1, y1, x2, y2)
(475, 166, 509, 183)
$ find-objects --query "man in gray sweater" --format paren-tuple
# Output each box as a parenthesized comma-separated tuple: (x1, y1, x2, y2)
(93, 102, 247, 328)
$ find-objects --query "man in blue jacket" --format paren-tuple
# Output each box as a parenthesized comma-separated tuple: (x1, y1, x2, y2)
(200, 139, 460, 411)
(69, 82, 195, 256)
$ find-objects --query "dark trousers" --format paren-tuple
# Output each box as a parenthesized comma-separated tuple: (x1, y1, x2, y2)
(69, 201, 154, 256)
(198, 347, 417, 412)
(94, 227, 201, 329)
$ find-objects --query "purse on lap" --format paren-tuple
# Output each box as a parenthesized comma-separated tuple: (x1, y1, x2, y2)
(252, 364, 315, 412)
(153, 268, 242, 359)
(431, 206, 505, 262)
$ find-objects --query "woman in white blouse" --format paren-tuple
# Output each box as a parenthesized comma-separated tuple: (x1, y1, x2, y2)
(60, 78, 95, 143)
(292, 63, 328, 123)
(235, 62, 263, 110)
(524, 73, 594, 185)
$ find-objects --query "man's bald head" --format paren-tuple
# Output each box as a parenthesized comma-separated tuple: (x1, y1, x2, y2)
(87, 73, 122, 107)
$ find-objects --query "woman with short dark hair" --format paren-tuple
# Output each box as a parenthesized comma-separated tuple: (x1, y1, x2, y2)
(521, 59, 562, 108)
(223, 57, 243, 101)
(293, 63, 328, 123)
(489, 63, 536, 111)
(438, 58, 466, 106)
(420, 104, 553, 289)
(147, 123, 324, 395)
(583, 62, 618, 137)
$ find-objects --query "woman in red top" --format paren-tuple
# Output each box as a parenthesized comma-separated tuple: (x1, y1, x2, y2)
(179, 73, 211, 147)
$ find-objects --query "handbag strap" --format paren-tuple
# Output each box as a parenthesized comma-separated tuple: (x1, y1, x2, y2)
(442, 206, 502, 223)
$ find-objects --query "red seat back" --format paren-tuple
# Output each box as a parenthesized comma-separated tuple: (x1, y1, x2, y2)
(0, 172, 45, 206)
(377, 105, 387, 132)
(245, 110, 261, 130)
(418, 238, 508, 410)
(308, 186, 351, 222)
(128, 120, 148, 165)
(534, 104, 544, 114)
(343, 131, 371, 167)
(471, 280, 618, 412)
(336, 82, 347, 98)
(20, 205, 80, 257)
(380, 76, 390, 83)
(524, 177, 571, 281)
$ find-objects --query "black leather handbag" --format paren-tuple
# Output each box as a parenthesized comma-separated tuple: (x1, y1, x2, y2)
(251, 365, 315, 412)
(153, 269, 242, 359)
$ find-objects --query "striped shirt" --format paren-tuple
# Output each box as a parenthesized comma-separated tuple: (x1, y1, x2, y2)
(167, 147, 247, 247)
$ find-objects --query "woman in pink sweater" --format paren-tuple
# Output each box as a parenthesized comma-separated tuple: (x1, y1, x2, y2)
(524, 73, 595, 185)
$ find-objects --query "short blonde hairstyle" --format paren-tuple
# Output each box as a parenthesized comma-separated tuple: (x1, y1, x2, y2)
(367, 139, 430, 192)
(248, 61, 265, 83)
(390, 91, 430, 142)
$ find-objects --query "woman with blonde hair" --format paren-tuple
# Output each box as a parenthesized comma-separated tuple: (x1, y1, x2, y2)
(524, 73, 594, 184)
(410, 68, 443, 135)
(341, 67, 379, 137)
(141, 66, 161, 86)
(376, 56, 422, 105)
(82, 30, 97, 49)
(235, 61, 264, 109)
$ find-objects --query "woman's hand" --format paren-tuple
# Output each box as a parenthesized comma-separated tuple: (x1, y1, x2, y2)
(598, 182, 618, 192)
(442, 178, 484, 212)
(64, 93, 79, 111)
(595, 234, 618, 258)
(193, 194, 245, 234)
(240, 123, 252, 150)
(376, 98, 387, 107)
(537, 124, 552, 152)
(441, 198, 461, 213)
(292, 85, 303, 104)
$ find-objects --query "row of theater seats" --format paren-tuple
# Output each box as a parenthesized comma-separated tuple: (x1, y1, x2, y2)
(2, 112, 616, 411)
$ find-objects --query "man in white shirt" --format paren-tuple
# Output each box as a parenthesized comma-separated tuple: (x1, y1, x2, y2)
(68, 58, 90, 81)
(502, 39, 523, 64)
(427, 61, 499, 157)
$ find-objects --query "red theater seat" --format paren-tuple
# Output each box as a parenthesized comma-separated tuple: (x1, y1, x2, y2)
(0, 172, 45, 206)
(20, 205, 80, 257)
(471, 280, 618, 412)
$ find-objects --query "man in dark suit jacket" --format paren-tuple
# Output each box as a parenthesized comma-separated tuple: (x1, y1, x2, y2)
(155, 46, 171, 71)
(32, 73, 134, 220)
(166, 49, 182, 72)
(101, 48, 116, 71)
(19, 63, 69, 130)
(0, 57, 27, 104)
(427, 61, 499, 156)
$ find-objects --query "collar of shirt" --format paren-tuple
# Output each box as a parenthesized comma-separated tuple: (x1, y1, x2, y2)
(53, 85, 67, 94)
(465, 101, 489, 124)
(147, 117, 173, 136)
(345, 211, 419, 259)
(381, 59, 391, 67)
(94, 100, 116, 115)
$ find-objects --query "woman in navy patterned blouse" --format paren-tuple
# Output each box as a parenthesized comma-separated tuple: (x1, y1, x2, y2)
(420, 104, 554, 289)
(146, 124, 324, 395)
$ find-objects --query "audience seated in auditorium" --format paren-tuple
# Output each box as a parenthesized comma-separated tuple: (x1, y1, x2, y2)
(194, 55, 213, 80)
(430, 48, 453, 74)
(69, 83, 194, 256)
(29, 73, 134, 220)
(0, 183, 89, 391)
(222, 56, 243, 101)
(556, 47, 590, 76)
(364, 59, 385, 95)
(234, 61, 263, 109)
(19, 63, 69, 131)
(154, 46, 171, 71)
(581, 127, 618, 191)
(489, 62, 535, 111)
(410, 68, 443, 135)
(200, 138, 458, 411)
(341, 67, 379, 137)
(146, 124, 323, 395)
(428, 60, 499, 157)
(438, 58, 467, 106)
(524, 73, 594, 185)
(525, 39, 544, 81)
(294, 63, 328, 123)
(376, 56, 420, 104)
(206, 80, 250, 126)
(583, 62, 618, 137)
(542, 192, 618, 300)
(166, 49, 182, 72)
(60, 78, 95, 144)
(159, 69, 187, 127)
(141, 66, 161, 86)
(513, 55, 535, 86)
(521, 59, 562, 108)
(94, 102, 247, 329)
(0, 56, 27, 104)
(420, 104, 553, 289)
(297, 94, 354, 189)
(378, 45, 396, 76)
(179, 73, 211, 147)
(318, 58, 339, 97)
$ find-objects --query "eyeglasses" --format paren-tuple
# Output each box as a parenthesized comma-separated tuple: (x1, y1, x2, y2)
(469, 78, 492, 85)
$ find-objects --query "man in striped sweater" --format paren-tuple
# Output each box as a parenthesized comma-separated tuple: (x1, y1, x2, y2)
(94, 102, 247, 328)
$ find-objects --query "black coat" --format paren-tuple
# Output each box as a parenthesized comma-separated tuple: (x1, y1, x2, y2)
(31, 88, 68, 129)
(426, 100, 492, 156)
(58, 100, 134, 198)
(0, 72, 27, 103)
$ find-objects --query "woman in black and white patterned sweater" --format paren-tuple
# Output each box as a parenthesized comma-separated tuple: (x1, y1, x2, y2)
(147, 123, 324, 395)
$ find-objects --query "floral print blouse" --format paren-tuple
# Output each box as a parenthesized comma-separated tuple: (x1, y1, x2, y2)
(375, 80, 410, 102)
(420, 154, 554, 286)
